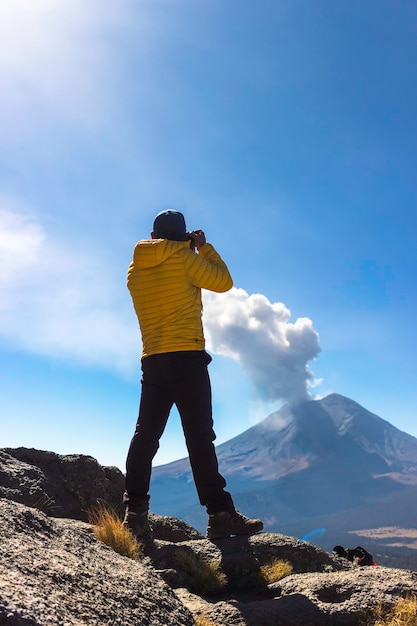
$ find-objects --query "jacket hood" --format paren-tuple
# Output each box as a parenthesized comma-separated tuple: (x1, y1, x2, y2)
(132, 238, 191, 269)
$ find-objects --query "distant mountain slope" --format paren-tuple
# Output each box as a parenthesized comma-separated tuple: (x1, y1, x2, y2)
(150, 394, 417, 568)
(213, 393, 417, 483)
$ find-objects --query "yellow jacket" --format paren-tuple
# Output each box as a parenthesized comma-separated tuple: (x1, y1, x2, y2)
(127, 239, 233, 359)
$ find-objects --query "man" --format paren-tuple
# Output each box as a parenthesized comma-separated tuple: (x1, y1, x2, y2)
(123, 209, 263, 542)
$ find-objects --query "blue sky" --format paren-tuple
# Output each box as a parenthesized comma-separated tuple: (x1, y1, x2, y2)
(1, 0, 416, 472)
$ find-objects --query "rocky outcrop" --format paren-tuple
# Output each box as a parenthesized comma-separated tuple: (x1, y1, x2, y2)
(148, 532, 345, 592)
(0, 447, 124, 520)
(149, 512, 204, 542)
(0, 499, 194, 626)
(146, 534, 417, 625)
(175, 561, 417, 626)
(1, 447, 416, 625)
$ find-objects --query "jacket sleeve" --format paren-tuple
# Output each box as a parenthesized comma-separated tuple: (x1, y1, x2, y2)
(184, 243, 233, 293)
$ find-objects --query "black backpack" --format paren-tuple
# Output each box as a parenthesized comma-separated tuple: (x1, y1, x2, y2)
(333, 545, 374, 566)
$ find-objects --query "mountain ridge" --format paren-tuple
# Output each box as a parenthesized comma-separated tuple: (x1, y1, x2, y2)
(152, 393, 417, 488)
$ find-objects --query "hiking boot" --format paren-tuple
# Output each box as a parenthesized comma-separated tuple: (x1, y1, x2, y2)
(206, 510, 263, 540)
(123, 505, 153, 544)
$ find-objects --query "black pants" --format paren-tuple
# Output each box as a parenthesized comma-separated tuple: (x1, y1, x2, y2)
(124, 350, 234, 514)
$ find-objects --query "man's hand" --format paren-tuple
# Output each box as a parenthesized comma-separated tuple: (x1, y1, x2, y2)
(188, 229, 206, 251)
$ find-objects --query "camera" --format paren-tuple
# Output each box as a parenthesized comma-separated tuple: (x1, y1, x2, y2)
(186, 231, 196, 250)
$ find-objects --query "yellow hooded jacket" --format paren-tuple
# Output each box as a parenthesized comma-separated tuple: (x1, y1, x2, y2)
(127, 239, 233, 359)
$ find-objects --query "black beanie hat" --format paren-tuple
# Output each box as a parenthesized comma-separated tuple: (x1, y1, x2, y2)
(153, 210, 187, 241)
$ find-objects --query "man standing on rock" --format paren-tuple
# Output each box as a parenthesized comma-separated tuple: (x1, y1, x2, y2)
(123, 209, 263, 543)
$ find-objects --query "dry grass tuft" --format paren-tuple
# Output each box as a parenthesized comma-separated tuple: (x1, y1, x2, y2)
(33, 493, 60, 515)
(362, 594, 417, 626)
(88, 504, 143, 560)
(194, 616, 218, 626)
(175, 548, 227, 597)
(260, 558, 293, 584)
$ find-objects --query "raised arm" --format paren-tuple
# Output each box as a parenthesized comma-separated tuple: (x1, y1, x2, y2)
(185, 230, 233, 293)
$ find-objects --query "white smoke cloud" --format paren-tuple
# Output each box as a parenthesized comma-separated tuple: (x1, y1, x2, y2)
(203, 288, 321, 406)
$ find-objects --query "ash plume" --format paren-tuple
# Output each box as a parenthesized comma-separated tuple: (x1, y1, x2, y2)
(203, 287, 321, 406)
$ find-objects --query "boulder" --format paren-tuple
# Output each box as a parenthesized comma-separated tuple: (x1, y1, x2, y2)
(0, 447, 125, 520)
(174, 565, 417, 625)
(149, 512, 204, 542)
(148, 532, 345, 592)
(0, 498, 194, 626)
